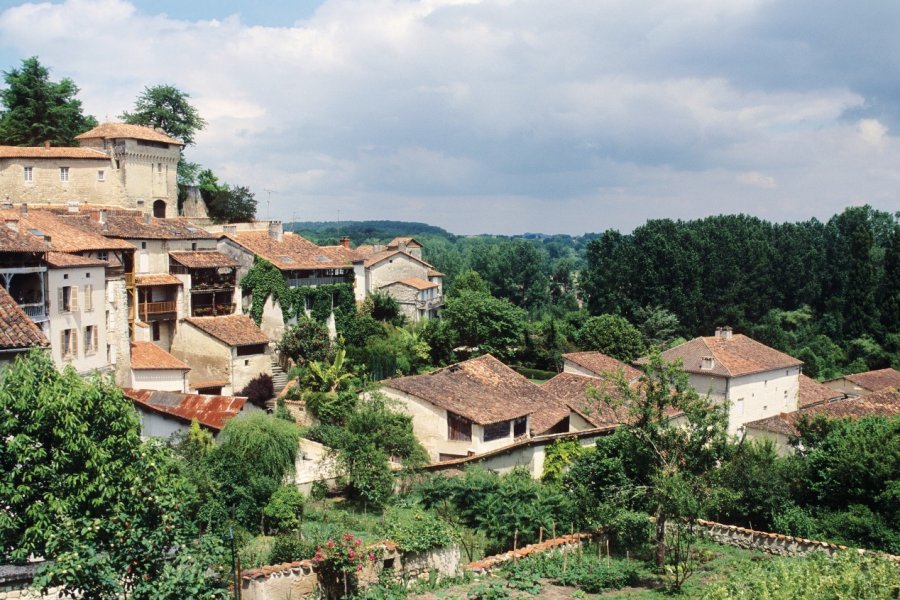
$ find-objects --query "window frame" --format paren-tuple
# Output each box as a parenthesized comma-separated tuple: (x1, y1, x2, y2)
(23, 166, 33, 182)
(97, 169, 105, 182)
(447, 412, 472, 442)
(483, 420, 511, 442)
(59, 166, 69, 182)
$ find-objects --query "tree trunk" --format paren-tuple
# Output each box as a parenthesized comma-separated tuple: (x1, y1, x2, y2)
(655, 508, 667, 568)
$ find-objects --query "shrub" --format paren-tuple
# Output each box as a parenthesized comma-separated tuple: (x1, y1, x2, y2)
(268, 534, 318, 564)
(278, 317, 334, 366)
(305, 390, 357, 426)
(263, 485, 305, 533)
(239, 373, 274, 407)
(313, 533, 377, 599)
(382, 508, 459, 553)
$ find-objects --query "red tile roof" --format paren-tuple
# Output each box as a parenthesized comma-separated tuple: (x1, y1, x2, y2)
(135, 273, 182, 286)
(130, 342, 191, 371)
(223, 231, 356, 270)
(363, 249, 434, 269)
(799, 374, 844, 408)
(387, 237, 423, 248)
(387, 277, 438, 291)
(541, 372, 634, 427)
(0, 146, 108, 159)
(563, 351, 642, 381)
(427, 269, 444, 277)
(169, 251, 239, 269)
(0, 286, 49, 350)
(0, 209, 134, 252)
(745, 388, 900, 437)
(383, 354, 570, 431)
(0, 224, 50, 253)
(656, 334, 802, 377)
(185, 315, 270, 347)
(842, 368, 900, 393)
(45, 252, 107, 268)
(122, 388, 246, 431)
(75, 122, 182, 146)
(60, 213, 216, 241)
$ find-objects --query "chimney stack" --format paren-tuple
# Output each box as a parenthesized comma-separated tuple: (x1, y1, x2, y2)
(1, 196, 12, 210)
(223, 225, 237, 235)
(99, 209, 107, 225)
(67, 200, 80, 213)
(715, 326, 723, 338)
(723, 326, 733, 340)
(268, 220, 283, 242)
(340, 236, 351, 249)
(20, 203, 27, 217)
(143, 213, 151, 225)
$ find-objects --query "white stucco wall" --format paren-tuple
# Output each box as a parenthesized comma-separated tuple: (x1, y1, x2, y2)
(743, 427, 794, 456)
(259, 295, 287, 341)
(137, 408, 187, 439)
(130, 368, 188, 392)
(170, 323, 232, 392)
(47, 265, 109, 374)
(230, 346, 272, 395)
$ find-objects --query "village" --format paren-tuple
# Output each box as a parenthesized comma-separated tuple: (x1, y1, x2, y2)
(0, 119, 898, 599)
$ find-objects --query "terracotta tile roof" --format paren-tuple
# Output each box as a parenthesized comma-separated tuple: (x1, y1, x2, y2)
(130, 342, 190, 370)
(745, 388, 900, 436)
(842, 368, 900, 393)
(319, 244, 363, 263)
(191, 379, 229, 390)
(387, 277, 438, 291)
(655, 334, 802, 378)
(427, 269, 444, 277)
(75, 122, 182, 146)
(122, 388, 246, 432)
(135, 273, 182, 286)
(387, 237, 423, 248)
(0, 145, 108, 159)
(355, 244, 375, 256)
(223, 231, 355, 270)
(185, 315, 270, 347)
(0, 286, 49, 350)
(0, 224, 49, 253)
(383, 354, 570, 431)
(541, 373, 634, 427)
(0, 209, 134, 252)
(799, 374, 844, 408)
(169, 251, 239, 269)
(61, 213, 216, 240)
(45, 252, 107, 268)
(363, 249, 434, 269)
(563, 351, 642, 381)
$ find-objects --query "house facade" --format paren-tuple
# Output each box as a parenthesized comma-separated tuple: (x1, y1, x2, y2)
(129, 341, 190, 392)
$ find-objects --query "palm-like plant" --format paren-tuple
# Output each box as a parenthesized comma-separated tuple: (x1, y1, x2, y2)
(308, 348, 353, 392)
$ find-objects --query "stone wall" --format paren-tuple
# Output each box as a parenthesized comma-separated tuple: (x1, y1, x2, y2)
(466, 532, 598, 575)
(696, 519, 900, 563)
(0, 563, 61, 600)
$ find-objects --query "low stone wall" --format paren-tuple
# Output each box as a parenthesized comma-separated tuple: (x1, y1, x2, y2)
(240, 541, 461, 600)
(0, 563, 61, 600)
(696, 519, 900, 563)
(467, 532, 600, 574)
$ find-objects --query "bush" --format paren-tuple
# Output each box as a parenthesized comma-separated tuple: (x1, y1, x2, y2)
(268, 534, 318, 564)
(382, 508, 459, 553)
(263, 485, 306, 533)
(305, 390, 357, 425)
(239, 373, 274, 406)
(501, 550, 640, 594)
(610, 510, 653, 556)
(278, 317, 334, 366)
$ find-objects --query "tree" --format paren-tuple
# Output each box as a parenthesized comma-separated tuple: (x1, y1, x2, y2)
(587, 350, 729, 587)
(278, 317, 334, 366)
(0, 352, 225, 597)
(207, 184, 257, 223)
(0, 56, 97, 146)
(450, 269, 490, 296)
(576, 314, 646, 361)
(120, 84, 206, 146)
(634, 305, 681, 349)
(441, 290, 526, 361)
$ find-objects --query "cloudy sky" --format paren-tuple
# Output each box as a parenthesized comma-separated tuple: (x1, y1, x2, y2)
(0, 0, 898, 235)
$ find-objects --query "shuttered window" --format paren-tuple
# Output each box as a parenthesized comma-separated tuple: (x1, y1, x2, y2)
(447, 412, 472, 442)
(61, 329, 77, 359)
(58, 286, 79, 312)
(83, 285, 93, 311)
(483, 421, 511, 442)
(84, 325, 97, 354)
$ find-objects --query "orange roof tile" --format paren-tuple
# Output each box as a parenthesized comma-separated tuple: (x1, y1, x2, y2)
(62, 213, 216, 240)
(0, 224, 50, 253)
(0, 286, 49, 350)
(135, 273, 182, 286)
(75, 122, 182, 145)
(45, 252, 107, 268)
(130, 342, 191, 370)
(169, 251, 238, 269)
(387, 237, 423, 248)
(122, 388, 246, 431)
(799, 374, 844, 408)
(0, 209, 134, 252)
(185, 315, 270, 347)
(745, 388, 900, 436)
(563, 351, 642, 381)
(223, 231, 356, 270)
(363, 249, 434, 269)
(842, 368, 900, 393)
(0, 146, 108, 159)
(542, 372, 634, 427)
(656, 334, 802, 378)
(427, 269, 444, 277)
(388, 277, 438, 291)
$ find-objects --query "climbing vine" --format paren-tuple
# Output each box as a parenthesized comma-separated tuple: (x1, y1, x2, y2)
(241, 257, 355, 329)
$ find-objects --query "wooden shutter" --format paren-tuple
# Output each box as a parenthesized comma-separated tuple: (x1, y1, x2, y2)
(84, 285, 92, 311)
(71, 330, 78, 357)
(58, 288, 65, 313)
(70, 286, 78, 311)
(60, 330, 66, 357)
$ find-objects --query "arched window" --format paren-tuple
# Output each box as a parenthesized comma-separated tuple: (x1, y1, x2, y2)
(152, 199, 166, 218)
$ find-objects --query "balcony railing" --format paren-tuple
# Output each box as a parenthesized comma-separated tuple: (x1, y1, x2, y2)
(287, 276, 350, 288)
(137, 301, 176, 321)
(19, 302, 47, 322)
(191, 303, 236, 317)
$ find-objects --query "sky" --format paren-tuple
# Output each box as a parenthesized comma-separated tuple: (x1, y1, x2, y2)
(0, 0, 898, 235)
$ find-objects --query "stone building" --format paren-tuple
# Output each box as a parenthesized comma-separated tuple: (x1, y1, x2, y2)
(0, 123, 182, 217)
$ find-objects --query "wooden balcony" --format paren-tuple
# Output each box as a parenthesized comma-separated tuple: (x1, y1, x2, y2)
(137, 300, 176, 322)
(124, 272, 135, 289)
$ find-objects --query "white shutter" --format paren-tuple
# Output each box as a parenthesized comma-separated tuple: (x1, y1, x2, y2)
(70, 286, 78, 311)
(58, 288, 65, 313)
(84, 285, 92, 311)
(60, 330, 66, 357)
(71, 330, 78, 357)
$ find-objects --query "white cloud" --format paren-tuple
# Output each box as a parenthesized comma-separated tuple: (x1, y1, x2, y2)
(0, 0, 898, 234)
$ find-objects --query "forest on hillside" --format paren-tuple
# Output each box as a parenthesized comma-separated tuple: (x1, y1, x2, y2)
(293, 205, 900, 379)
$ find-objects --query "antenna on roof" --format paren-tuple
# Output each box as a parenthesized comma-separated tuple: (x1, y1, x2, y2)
(263, 189, 276, 221)
(337, 209, 342, 237)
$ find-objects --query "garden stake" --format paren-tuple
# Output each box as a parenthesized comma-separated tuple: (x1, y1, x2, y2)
(539, 527, 543, 543)
(513, 529, 518, 555)
(607, 538, 611, 568)
(552, 522, 556, 539)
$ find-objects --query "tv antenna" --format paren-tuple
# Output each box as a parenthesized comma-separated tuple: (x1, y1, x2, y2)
(263, 189, 277, 221)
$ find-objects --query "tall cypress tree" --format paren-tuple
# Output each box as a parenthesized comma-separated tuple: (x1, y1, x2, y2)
(880, 223, 900, 334)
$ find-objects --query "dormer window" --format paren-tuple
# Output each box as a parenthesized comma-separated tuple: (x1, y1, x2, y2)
(700, 356, 715, 370)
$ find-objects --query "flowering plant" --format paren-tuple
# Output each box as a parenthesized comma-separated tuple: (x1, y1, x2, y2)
(312, 533, 376, 599)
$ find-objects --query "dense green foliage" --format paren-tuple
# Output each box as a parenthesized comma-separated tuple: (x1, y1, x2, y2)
(575, 314, 646, 361)
(0, 57, 97, 146)
(120, 84, 206, 146)
(382, 508, 459, 553)
(278, 317, 335, 366)
(502, 549, 642, 594)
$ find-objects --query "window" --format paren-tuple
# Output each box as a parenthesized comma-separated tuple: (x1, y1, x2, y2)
(96, 251, 108, 262)
(152, 322, 161, 341)
(191, 242, 197, 251)
(97, 170, 105, 182)
(157, 162, 163, 173)
(115, 159, 121, 170)
(513, 416, 528, 437)
(61, 328, 77, 359)
(59, 167, 69, 182)
(236, 343, 266, 356)
(483, 421, 511, 442)
(58, 286, 78, 313)
(23, 166, 32, 182)
(305, 296, 314, 311)
(83, 284, 93, 311)
(447, 413, 472, 442)
(84, 325, 98, 354)
(141, 242, 147, 250)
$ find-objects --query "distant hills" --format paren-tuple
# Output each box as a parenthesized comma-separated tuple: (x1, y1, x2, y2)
(287, 220, 456, 245)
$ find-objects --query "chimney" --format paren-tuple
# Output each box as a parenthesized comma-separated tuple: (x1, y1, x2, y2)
(4, 219, 18, 233)
(723, 326, 733, 340)
(715, 326, 723, 338)
(373, 244, 384, 253)
(340, 236, 351, 249)
(20, 203, 27, 217)
(67, 200, 80, 213)
(701, 356, 715, 370)
(268, 220, 283, 242)
(99, 209, 107, 225)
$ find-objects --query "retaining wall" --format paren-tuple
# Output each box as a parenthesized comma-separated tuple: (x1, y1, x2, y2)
(466, 532, 600, 574)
